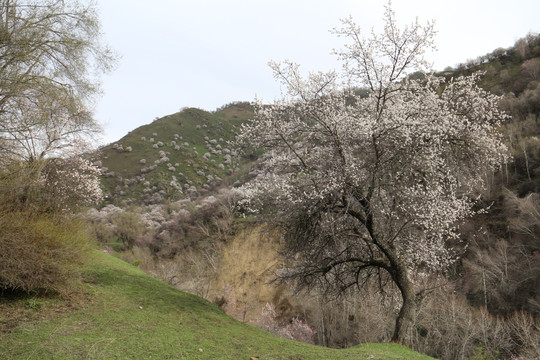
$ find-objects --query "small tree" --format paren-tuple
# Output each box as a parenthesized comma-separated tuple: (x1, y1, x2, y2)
(238, 5, 509, 344)
(0, 155, 103, 212)
(520, 58, 540, 83)
(41, 156, 103, 211)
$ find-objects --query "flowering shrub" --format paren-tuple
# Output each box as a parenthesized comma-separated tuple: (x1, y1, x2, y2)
(253, 303, 316, 344)
(42, 156, 103, 212)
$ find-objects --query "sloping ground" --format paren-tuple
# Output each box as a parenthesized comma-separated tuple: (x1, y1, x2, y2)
(0, 251, 433, 360)
(97, 103, 254, 204)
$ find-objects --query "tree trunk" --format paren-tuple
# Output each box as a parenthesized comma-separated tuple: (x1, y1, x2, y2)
(391, 265, 417, 344)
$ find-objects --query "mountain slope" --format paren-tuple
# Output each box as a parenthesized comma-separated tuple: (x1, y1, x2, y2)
(0, 251, 434, 360)
(97, 102, 254, 205)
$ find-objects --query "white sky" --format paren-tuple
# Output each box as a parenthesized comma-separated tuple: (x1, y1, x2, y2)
(94, 0, 540, 145)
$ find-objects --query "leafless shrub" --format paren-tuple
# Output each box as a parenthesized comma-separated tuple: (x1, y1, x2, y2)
(290, 280, 538, 358)
(504, 190, 540, 237)
(110, 211, 147, 248)
(413, 289, 515, 360)
(86, 220, 115, 244)
(118, 245, 155, 270)
(507, 311, 540, 359)
(462, 233, 539, 317)
(295, 288, 396, 347)
(0, 211, 92, 294)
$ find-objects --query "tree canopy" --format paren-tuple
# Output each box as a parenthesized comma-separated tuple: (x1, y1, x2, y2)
(0, 0, 114, 163)
(238, 5, 509, 343)
(0, 0, 114, 211)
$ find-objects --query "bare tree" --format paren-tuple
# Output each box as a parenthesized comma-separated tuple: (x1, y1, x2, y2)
(0, 0, 114, 209)
(0, 0, 114, 160)
(520, 58, 540, 83)
(0, 0, 114, 161)
(238, 4, 509, 344)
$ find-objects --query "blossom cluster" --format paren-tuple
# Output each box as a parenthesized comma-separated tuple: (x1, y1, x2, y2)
(237, 15, 509, 276)
(45, 156, 103, 211)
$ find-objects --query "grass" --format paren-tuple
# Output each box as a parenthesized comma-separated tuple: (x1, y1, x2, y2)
(98, 103, 254, 205)
(0, 251, 434, 360)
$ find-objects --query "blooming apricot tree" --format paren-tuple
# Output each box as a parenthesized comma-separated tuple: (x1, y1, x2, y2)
(42, 156, 103, 212)
(238, 5, 508, 343)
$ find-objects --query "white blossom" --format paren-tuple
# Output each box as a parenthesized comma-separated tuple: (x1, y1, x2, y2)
(236, 4, 509, 342)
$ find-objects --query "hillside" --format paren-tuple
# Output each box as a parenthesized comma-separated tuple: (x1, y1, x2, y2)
(444, 35, 540, 319)
(0, 251, 433, 360)
(441, 34, 540, 96)
(96, 102, 254, 205)
(79, 32, 540, 359)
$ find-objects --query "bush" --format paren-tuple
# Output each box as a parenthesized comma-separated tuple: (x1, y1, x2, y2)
(251, 302, 317, 344)
(86, 220, 115, 244)
(0, 210, 93, 294)
(0, 157, 102, 213)
(413, 290, 521, 360)
(110, 210, 147, 249)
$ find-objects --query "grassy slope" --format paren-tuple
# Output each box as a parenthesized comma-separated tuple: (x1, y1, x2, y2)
(98, 103, 254, 204)
(0, 251, 433, 360)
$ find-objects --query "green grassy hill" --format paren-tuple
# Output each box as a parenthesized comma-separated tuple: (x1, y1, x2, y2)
(97, 102, 254, 205)
(0, 251, 433, 360)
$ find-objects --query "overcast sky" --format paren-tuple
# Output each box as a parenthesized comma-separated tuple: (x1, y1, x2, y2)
(94, 0, 540, 145)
